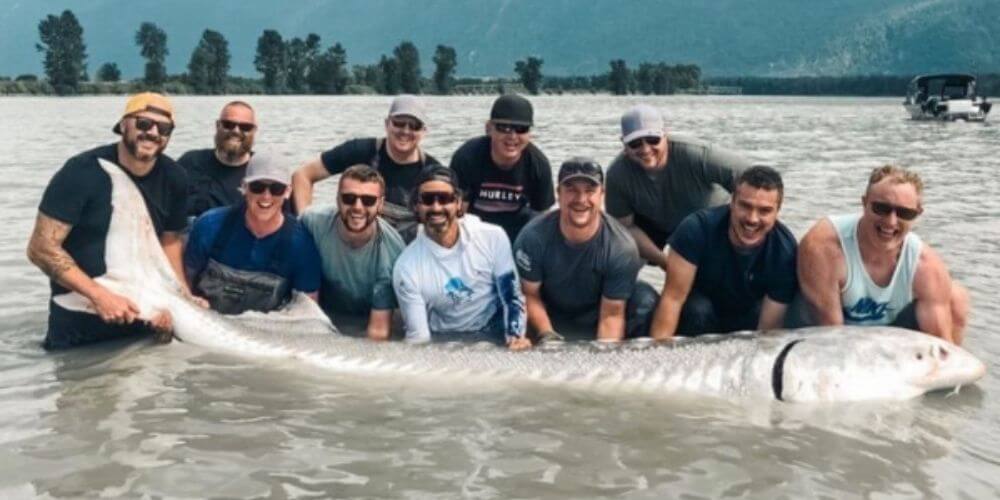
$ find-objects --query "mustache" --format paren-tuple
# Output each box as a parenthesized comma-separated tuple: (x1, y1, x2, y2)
(137, 133, 162, 143)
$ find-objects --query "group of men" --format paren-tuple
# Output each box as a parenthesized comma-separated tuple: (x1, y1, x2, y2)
(27, 91, 969, 352)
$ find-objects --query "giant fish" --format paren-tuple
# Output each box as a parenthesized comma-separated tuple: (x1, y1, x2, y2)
(53, 159, 987, 403)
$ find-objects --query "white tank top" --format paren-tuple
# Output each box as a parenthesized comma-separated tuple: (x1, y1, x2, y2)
(830, 214, 922, 325)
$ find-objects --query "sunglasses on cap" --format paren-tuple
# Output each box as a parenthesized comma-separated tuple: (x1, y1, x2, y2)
(340, 193, 379, 207)
(869, 201, 921, 221)
(626, 136, 662, 150)
(418, 191, 458, 206)
(133, 116, 174, 136)
(494, 122, 531, 134)
(247, 181, 288, 196)
(219, 119, 256, 133)
(389, 118, 424, 131)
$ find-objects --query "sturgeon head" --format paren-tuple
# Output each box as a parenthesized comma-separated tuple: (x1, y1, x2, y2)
(776, 327, 986, 402)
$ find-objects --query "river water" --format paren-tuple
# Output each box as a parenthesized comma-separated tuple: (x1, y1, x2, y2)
(0, 95, 998, 498)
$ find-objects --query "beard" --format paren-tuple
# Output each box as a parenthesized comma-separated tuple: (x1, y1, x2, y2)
(339, 210, 377, 234)
(123, 133, 165, 162)
(215, 130, 253, 163)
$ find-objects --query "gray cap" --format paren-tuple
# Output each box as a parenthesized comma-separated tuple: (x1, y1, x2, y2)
(620, 104, 664, 143)
(388, 94, 427, 125)
(243, 153, 289, 185)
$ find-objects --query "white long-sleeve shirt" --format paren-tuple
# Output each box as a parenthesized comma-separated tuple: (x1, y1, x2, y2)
(392, 215, 526, 343)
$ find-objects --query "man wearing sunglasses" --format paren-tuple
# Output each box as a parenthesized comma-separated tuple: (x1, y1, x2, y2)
(513, 158, 660, 343)
(450, 94, 555, 243)
(301, 165, 405, 341)
(27, 92, 190, 349)
(795, 165, 969, 344)
(184, 154, 321, 315)
(178, 101, 258, 219)
(292, 95, 441, 242)
(393, 166, 531, 350)
(606, 105, 750, 271)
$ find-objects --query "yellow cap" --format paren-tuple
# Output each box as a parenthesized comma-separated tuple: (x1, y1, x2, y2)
(112, 92, 174, 134)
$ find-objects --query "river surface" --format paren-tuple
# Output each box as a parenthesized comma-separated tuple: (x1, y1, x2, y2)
(0, 95, 998, 498)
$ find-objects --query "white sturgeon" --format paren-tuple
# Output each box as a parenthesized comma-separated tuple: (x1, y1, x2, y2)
(53, 158, 987, 403)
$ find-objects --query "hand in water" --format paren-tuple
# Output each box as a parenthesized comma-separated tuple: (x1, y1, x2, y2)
(507, 336, 533, 351)
(148, 310, 173, 344)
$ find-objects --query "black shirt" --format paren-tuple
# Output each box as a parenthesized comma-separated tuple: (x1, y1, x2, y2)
(450, 136, 555, 242)
(320, 137, 440, 207)
(177, 148, 249, 217)
(38, 143, 189, 295)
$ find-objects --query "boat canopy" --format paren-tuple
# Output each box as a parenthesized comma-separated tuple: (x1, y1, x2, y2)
(908, 74, 977, 100)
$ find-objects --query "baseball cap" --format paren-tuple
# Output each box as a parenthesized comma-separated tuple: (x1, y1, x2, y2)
(557, 157, 604, 186)
(112, 92, 174, 134)
(490, 94, 533, 126)
(243, 153, 289, 185)
(413, 164, 460, 191)
(388, 94, 427, 125)
(620, 104, 664, 144)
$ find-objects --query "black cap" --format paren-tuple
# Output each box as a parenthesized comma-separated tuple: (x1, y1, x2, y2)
(414, 165, 460, 190)
(490, 94, 533, 126)
(557, 157, 604, 185)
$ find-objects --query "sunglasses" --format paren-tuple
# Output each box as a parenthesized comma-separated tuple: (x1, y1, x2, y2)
(219, 119, 256, 133)
(494, 123, 531, 134)
(626, 136, 662, 149)
(418, 191, 458, 206)
(133, 117, 174, 136)
(870, 201, 921, 221)
(341, 193, 379, 207)
(247, 181, 288, 196)
(389, 118, 424, 131)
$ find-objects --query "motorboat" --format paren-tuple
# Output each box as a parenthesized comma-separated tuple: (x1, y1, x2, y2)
(904, 74, 991, 121)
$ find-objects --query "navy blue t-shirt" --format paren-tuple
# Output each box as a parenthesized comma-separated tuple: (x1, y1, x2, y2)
(184, 206, 322, 294)
(668, 205, 797, 317)
(320, 137, 440, 208)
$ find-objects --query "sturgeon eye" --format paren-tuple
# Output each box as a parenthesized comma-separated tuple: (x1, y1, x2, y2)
(916, 352, 923, 361)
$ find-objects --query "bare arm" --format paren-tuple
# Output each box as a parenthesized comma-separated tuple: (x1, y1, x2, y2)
(521, 279, 555, 338)
(797, 219, 845, 325)
(650, 250, 697, 339)
(615, 214, 668, 270)
(366, 309, 392, 341)
(912, 246, 956, 343)
(596, 298, 627, 341)
(757, 296, 789, 330)
(291, 158, 332, 214)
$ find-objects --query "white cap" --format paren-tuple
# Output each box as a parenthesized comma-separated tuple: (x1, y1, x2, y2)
(621, 104, 665, 143)
(243, 153, 289, 185)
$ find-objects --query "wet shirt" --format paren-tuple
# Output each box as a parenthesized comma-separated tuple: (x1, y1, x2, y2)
(320, 137, 440, 208)
(38, 143, 188, 296)
(301, 204, 405, 315)
(669, 205, 797, 317)
(184, 206, 321, 294)
(605, 134, 748, 238)
(450, 136, 555, 241)
(513, 211, 642, 315)
(177, 148, 249, 217)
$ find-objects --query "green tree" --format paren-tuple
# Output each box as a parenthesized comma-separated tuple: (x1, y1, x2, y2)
(635, 63, 655, 95)
(36, 10, 87, 95)
(286, 33, 320, 93)
(608, 59, 630, 95)
(514, 56, 544, 95)
(432, 44, 457, 94)
(255, 29, 287, 93)
(97, 62, 121, 82)
(187, 29, 230, 94)
(393, 41, 421, 94)
(377, 55, 400, 94)
(307, 43, 349, 94)
(135, 22, 168, 88)
(352, 64, 380, 89)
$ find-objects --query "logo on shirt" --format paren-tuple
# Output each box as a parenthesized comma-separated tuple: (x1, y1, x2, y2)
(844, 297, 891, 322)
(515, 249, 531, 272)
(444, 277, 475, 305)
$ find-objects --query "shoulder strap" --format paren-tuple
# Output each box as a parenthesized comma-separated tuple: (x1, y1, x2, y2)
(371, 138, 384, 171)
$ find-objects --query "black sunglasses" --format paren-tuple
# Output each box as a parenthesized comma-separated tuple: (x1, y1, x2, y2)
(419, 191, 458, 206)
(341, 193, 379, 207)
(247, 181, 288, 196)
(389, 118, 424, 131)
(219, 119, 256, 133)
(626, 136, 662, 149)
(133, 117, 174, 136)
(870, 201, 921, 221)
(494, 122, 530, 134)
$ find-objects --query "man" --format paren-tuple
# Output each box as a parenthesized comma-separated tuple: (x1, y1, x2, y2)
(650, 166, 797, 338)
(27, 92, 189, 350)
(796, 165, 969, 344)
(301, 165, 406, 341)
(606, 104, 750, 270)
(292, 95, 440, 242)
(185, 154, 321, 314)
(450, 94, 555, 242)
(513, 158, 659, 343)
(392, 166, 531, 350)
(178, 101, 258, 219)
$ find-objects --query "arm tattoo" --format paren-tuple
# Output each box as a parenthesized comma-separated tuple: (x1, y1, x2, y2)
(27, 214, 78, 280)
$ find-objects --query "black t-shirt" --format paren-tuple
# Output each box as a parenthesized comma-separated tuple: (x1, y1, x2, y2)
(513, 211, 642, 315)
(177, 148, 248, 217)
(450, 136, 555, 242)
(38, 143, 189, 295)
(669, 205, 797, 318)
(320, 137, 440, 207)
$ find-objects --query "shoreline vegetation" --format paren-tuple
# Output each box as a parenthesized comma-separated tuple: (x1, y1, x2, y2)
(11, 9, 1000, 98)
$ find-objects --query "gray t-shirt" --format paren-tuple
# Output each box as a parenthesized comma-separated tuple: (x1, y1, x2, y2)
(301, 204, 405, 315)
(513, 211, 642, 315)
(605, 134, 749, 238)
